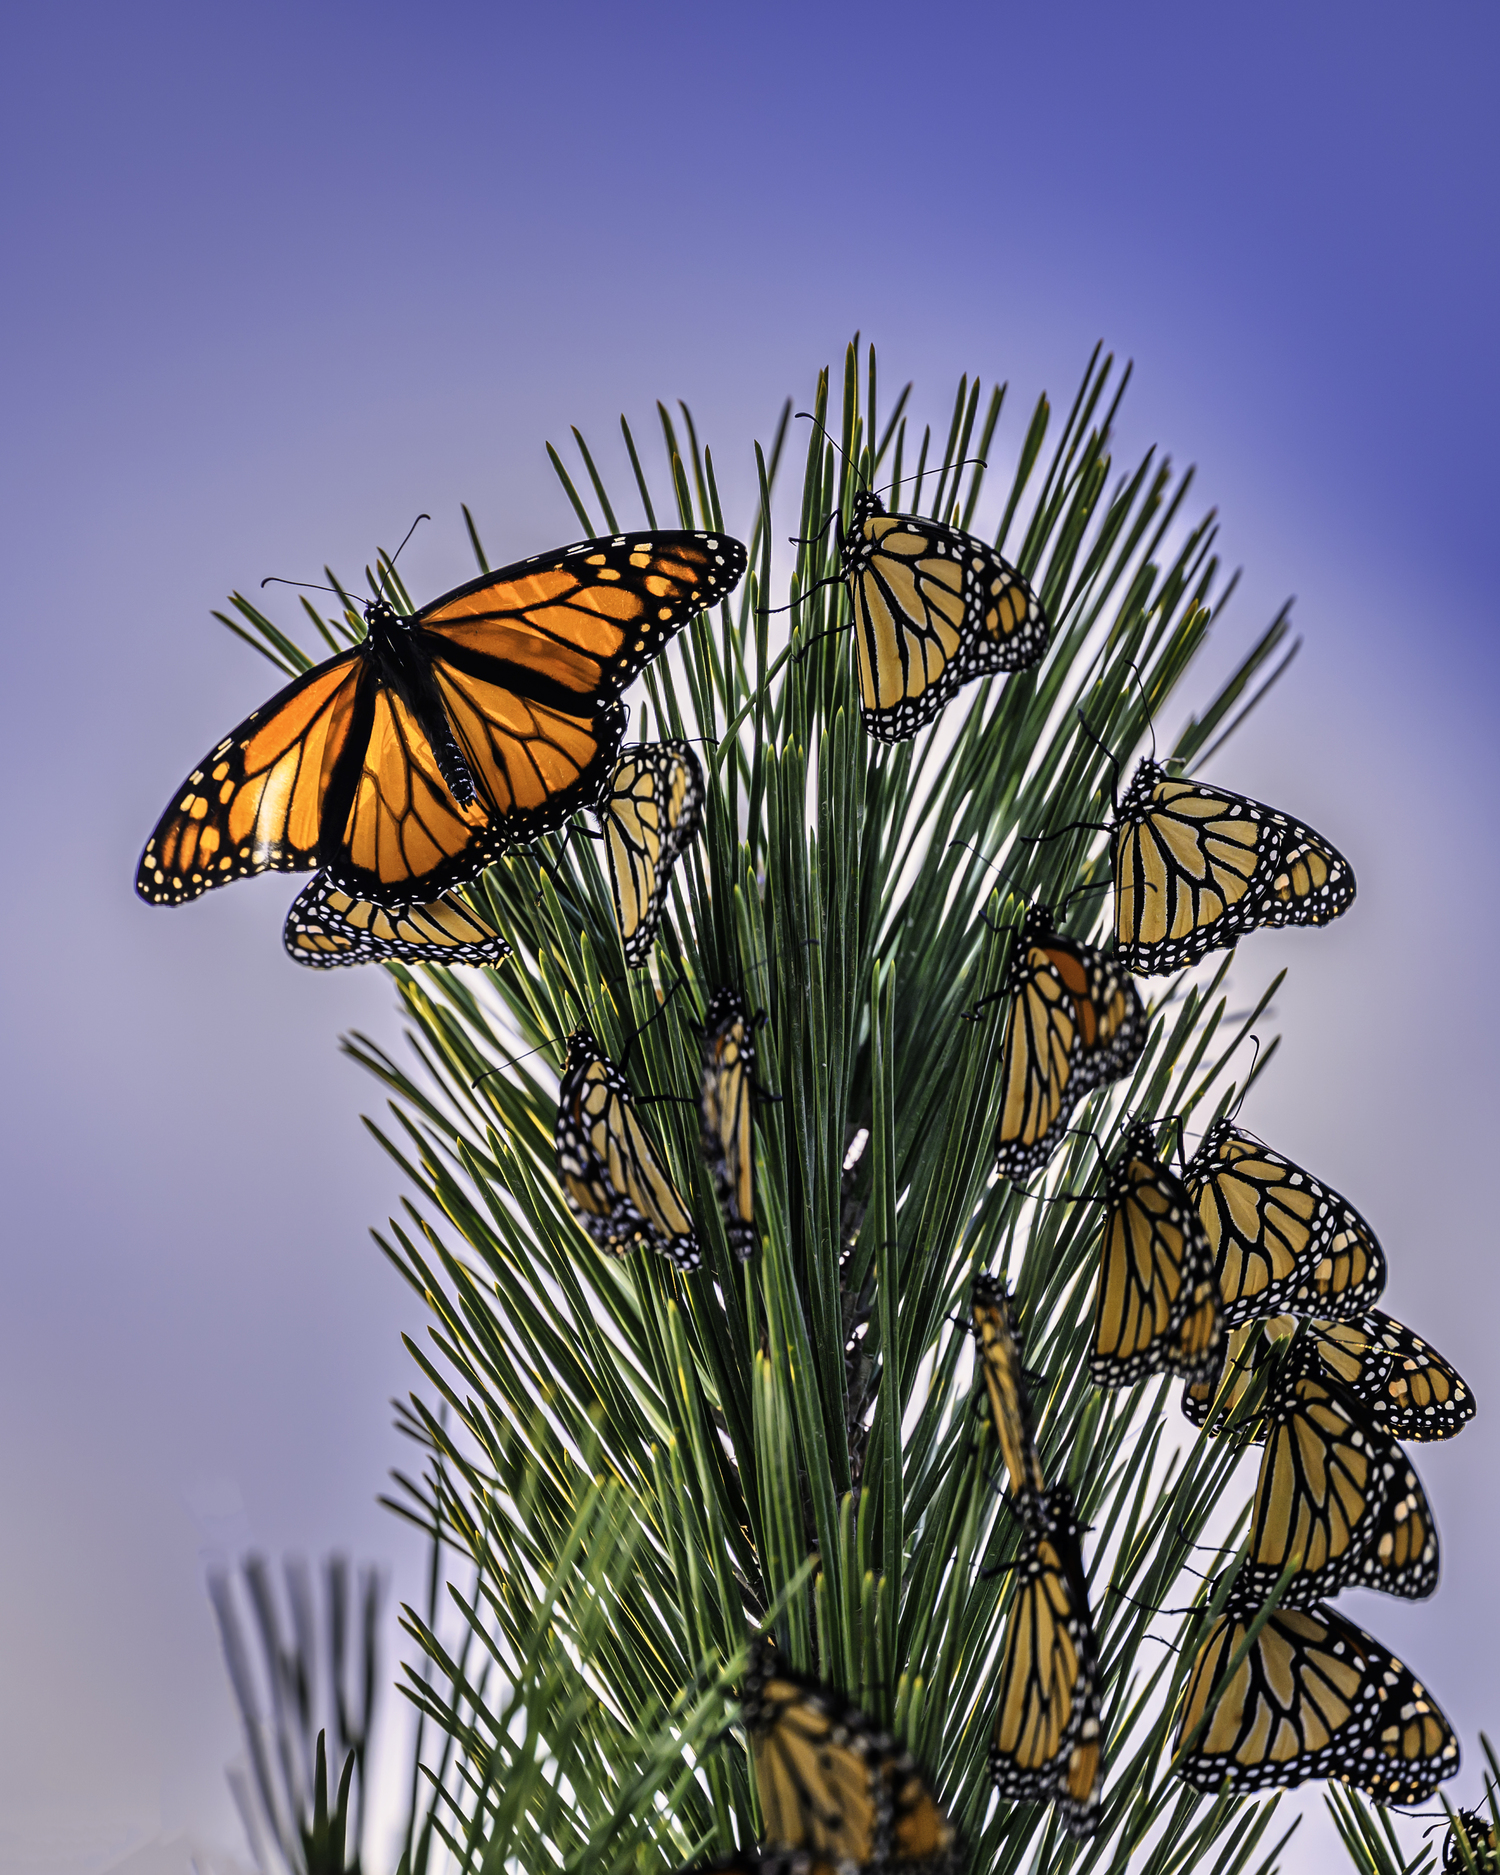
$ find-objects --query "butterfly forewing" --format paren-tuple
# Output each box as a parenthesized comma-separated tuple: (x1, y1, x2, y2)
(1186, 1121, 1387, 1327)
(602, 740, 705, 967)
(554, 1027, 699, 1270)
(283, 872, 511, 968)
(843, 492, 1047, 744)
(137, 653, 364, 904)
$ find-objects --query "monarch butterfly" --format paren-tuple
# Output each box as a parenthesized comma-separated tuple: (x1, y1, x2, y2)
(837, 490, 1048, 743)
(1310, 1310, 1476, 1442)
(282, 871, 511, 969)
(1231, 1357, 1437, 1609)
(1174, 1600, 1459, 1802)
(740, 1640, 958, 1871)
(990, 904, 1146, 1181)
(554, 1025, 699, 1270)
(1181, 1319, 1274, 1434)
(1090, 1123, 1224, 1388)
(990, 1484, 1105, 1837)
(1184, 1120, 1387, 1327)
(601, 741, 705, 967)
(1107, 758, 1355, 976)
(137, 530, 745, 909)
(699, 988, 769, 1260)
(970, 1275, 1045, 1500)
(1444, 1810, 1500, 1873)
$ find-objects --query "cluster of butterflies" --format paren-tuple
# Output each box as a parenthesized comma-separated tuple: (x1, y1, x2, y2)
(137, 489, 1482, 1852)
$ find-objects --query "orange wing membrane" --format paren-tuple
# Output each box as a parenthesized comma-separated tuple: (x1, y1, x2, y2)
(138, 530, 746, 908)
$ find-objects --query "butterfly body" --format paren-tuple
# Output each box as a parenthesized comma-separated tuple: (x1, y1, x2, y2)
(840, 491, 1047, 743)
(1444, 1811, 1500, 1873)
(138, 530, 745, 909)
(1110, 758, 1354, 976)
(554, 1025, 700, 1270)
(1175, 1600, 1458, 1802)
(1091, 1122, 1224, 1388)
(991, 904, 1145, 1181)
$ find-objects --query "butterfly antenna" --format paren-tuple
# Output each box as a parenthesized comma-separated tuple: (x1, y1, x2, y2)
(390, 512, 431, 567)
(794, 409, 864, 488)
(261, 575, 349, 597)
(618, 971, 687, 1073)
(1075, 708, 1123, 809)
(1055, 874, 1112, 921)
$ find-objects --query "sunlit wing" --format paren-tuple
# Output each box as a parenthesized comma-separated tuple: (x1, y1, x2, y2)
(283, 872, 510, 969)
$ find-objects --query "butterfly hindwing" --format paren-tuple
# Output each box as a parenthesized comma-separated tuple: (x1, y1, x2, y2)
(1308, 1311, 1476, 1441)
(971, 1276, 1045, 1501)
(989, 1485, 1104, 1837)
(602, 741, 705, 967)
(1175, 1602, 1458, 1801)
(1111, 759, 1355, 976)
(139, 531, 745, 909)
(843, 492, 1048, 743)
(1090, 1124, 1224, 1388)
(1186, 1121, 1387, 1327)
(283, 872, 511, 969)
(554, 1026, 700, 1270)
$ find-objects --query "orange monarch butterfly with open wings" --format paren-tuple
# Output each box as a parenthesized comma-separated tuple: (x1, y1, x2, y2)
(836, 490, 1049, 743)
(137, 530, 745, 909)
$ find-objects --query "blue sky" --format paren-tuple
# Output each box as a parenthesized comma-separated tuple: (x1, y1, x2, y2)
(2, 2, 1497, 1868)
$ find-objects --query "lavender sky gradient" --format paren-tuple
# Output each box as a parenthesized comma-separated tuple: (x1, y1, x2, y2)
(3, 3, 1497, 1869)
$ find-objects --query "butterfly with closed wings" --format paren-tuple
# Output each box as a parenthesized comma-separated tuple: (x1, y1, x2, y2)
(600, 740, 705, 967)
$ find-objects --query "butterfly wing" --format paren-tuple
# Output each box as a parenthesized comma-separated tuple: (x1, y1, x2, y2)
(699, 988, 758, 1260)
(1186, 1122, 1387, 1327)
(283, 871, 511, 969)
(989, 1488, 1104, 1837)
(1232, 1366, 1400, 1608)
(1175, 1603, 1455, 1798)
(846, 495, 1047, 744)
(971, 1276, 1045, 1500)
(602, 741, 705, 967)
(1258, 817, 1357, 930)
(1309, 1311, 1476, 1441)
(555, 1028, 700, 1270)
(992, 910, 1142, 1180)
(741, 1643, 889, 1862)
(1346, 1451, 1440, 1601)
(137, 650, 366, 904)
(1090, 1129, 1223, 1387)
(1112, 760, 1337, 975)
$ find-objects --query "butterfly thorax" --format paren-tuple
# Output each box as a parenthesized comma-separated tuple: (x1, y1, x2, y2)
(1115, 757, 1171, 823)
(359, 598, 478, 808)
(838, 490, 888, 575)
